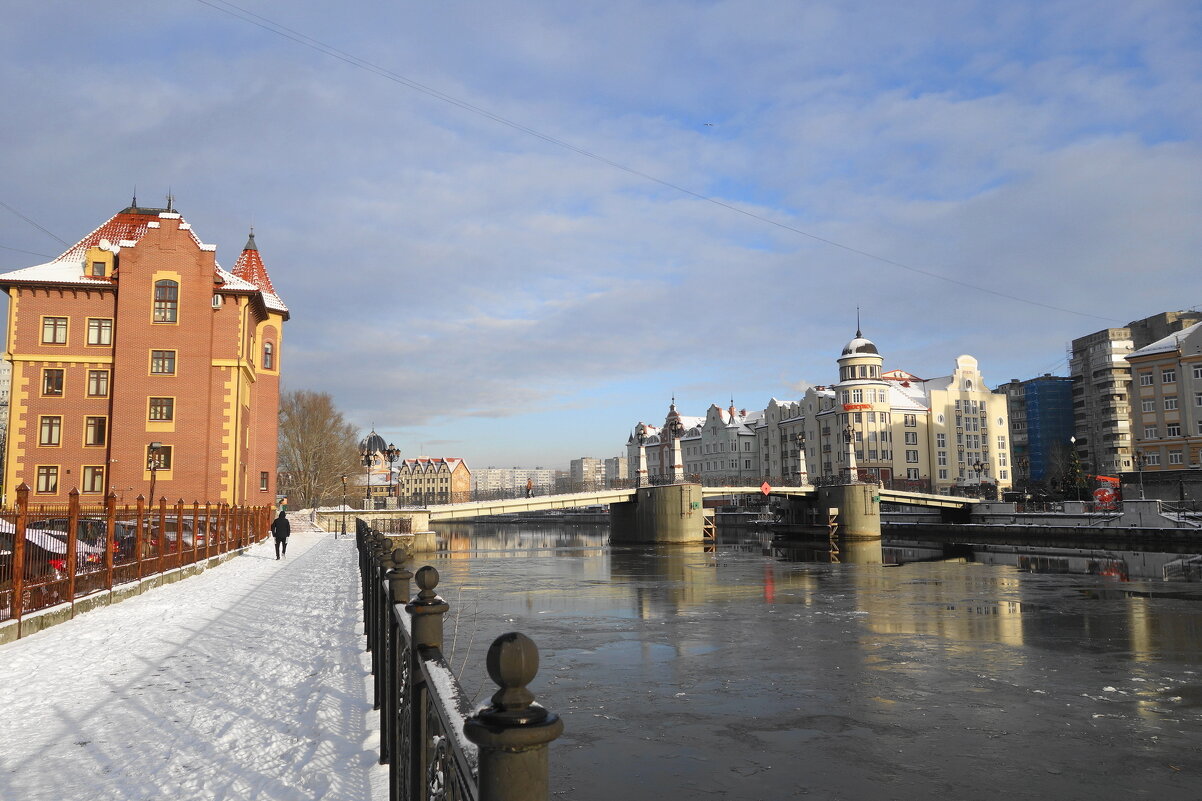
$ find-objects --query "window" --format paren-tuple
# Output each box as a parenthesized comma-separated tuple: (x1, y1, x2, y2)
(151, 350, 176, 374)
(91, 261, 106, 277)
(1000, 470, 1008, 480)
(86, 318, 113, 346)
(1196, 393, 1202, 407)
(1167, 424, 1181, 437)
(1169, 451, 1183, 465)
(82, 466, 105, 493)
(1195, 365, 1202, 380)
(42, 368, 64, 396)
(87, 370, 110, 398)
(36, 466, 58, 494)
(938, 452, 947, 466)
(147, 445, 173, 470)
(938, 469, 948, 480)
(1145, 453, 1160, 466)
(263, 342, 274, 370)
(39, 416, 62, 446)
(852, 389, 863, 403)
(904, 414, 917, 427)
(936, 433, 946, 448)
(904, 432, 917, 445)
(906, 449, 919, 463)
(1162, 369, 1177, 384)
(84, 417, 107, 446)
(149, 398, 175, 421)
(744, 460, 751, 469)
(1145, 427, 1158, 439)
(1142, 399, 1155, 412)
(153, 279, 179, 322)
(41, 316, 67, 344)
(260, 471, 270, 492)
(1165, 397, 1178, 410)
(907, 468, 920, 479)
(998, 436, 1006, 451)
(1139, 373, 1153, 386)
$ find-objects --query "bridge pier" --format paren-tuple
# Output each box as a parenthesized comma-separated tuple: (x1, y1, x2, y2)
(610, 484, 706, 543)
(812, 483, 882, 539)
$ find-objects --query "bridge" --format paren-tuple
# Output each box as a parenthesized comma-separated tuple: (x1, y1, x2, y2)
(422, 484, 977, 521)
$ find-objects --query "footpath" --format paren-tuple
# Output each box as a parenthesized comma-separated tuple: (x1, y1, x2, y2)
(0, 515, 385, 801)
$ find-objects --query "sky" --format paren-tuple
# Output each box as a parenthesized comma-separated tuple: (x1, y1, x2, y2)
(2, 0, 1200, 470)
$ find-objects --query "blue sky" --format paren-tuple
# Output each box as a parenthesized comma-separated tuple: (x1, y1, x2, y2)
(2, 0, 1200, 469)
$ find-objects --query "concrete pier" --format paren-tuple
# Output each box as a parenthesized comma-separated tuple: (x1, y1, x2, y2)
(610, 483, 706, 543)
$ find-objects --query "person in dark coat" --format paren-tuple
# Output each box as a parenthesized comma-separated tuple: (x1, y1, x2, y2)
(271, 511, 291, 559)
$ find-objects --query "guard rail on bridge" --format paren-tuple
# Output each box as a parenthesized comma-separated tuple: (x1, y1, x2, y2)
(357, 519, 562, 800)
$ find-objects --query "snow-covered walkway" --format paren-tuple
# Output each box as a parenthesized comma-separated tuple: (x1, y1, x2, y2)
(0, 516, 384, 801)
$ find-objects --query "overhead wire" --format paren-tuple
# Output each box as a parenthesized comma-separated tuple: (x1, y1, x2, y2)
(195, 0, 1120, 323)
(0, 200, 68, 246)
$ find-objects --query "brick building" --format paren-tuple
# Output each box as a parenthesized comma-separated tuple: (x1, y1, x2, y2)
(0, 203, 287, 505)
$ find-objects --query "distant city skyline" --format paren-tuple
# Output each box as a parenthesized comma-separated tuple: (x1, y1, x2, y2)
(3, 1, 1199, 469)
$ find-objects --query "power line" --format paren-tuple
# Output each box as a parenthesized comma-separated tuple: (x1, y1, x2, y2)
(195, 0, 1120, 324)
(0, 200, 68, 246)
(0, 244, 55, 259)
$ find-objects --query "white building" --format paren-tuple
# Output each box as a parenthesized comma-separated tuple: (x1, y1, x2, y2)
(471, 467, 557, 496)
(569, 457, 605, 490)
(624, 331, 1011, 495)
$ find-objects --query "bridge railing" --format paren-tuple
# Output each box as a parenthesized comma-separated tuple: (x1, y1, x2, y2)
(357, 518, 563, 801)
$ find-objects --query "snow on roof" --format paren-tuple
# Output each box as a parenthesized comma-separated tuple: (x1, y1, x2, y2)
(1130, 321, 1202, 359)
(888, 383, 929, 411)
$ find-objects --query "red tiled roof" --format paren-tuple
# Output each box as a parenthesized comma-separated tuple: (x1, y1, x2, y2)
(232, 234, 278, 296)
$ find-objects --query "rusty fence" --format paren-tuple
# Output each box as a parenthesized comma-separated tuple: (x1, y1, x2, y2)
(0, 483, 273, 632)
(357, 518, 563, 801)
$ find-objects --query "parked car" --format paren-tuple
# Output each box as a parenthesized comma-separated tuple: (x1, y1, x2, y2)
(0, 521, 97, 580)
(36, 519, 107, 571)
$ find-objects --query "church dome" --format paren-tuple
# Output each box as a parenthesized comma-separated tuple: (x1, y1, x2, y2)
(841, 332, 879, 356)
(360, 430, 387, 454)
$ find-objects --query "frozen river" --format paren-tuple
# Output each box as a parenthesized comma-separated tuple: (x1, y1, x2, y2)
(425, 522, 1202, 801)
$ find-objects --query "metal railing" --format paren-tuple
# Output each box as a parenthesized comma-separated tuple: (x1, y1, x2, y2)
(357, 519, 562, 801)
(1, 483, 272, 628)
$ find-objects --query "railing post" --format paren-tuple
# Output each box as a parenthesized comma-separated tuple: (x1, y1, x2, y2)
(465, 633, 564, 801)
(135, 495, 146, 580)
(66, 488, 80, 605)
(13, 484, 29, 628)
(104, 490, 117, 591)
(406, 565, 449, 801)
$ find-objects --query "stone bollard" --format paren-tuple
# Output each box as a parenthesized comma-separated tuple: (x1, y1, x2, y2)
(464, 633, 564, 801)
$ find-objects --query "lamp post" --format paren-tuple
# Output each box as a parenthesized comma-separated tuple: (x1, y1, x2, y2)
(796, 430, 808, 487)
(635, 424, 648, 488)
(972, 460, 985, 498)
(1069, 435, 1082, 501)
(147, 441, 163, 503)
(843, 424, 856, 484)
(1132, 451, 1145, 500)
(383, 443, 401, 507)
(340, 474, 347, 538)
(360, 446, 374, 509)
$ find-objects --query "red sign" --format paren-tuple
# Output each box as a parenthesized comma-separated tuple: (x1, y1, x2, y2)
(761, 481, 772, 496)
(843, 403, 872, 411)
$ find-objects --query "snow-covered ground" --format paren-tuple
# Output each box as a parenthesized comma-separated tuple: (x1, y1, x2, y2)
(0, 515, 386, 801)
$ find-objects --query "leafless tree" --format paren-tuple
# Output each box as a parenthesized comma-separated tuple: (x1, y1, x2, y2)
(277, 390, 362, 509)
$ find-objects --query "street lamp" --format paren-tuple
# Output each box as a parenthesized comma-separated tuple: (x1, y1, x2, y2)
(360, 445, 374, 509)
(340, 474, 348, 538)
(147, 441, 163, 503)
(972, 460, 985, 498)
(795, 430, 808, 486)
(843, 424, 855, 484)
(383, 443, 401, 505)
(1132, 451, 1145, 500)
(1069, 435, 1083, 501)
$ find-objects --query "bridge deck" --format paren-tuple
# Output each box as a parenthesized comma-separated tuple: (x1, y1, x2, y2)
(427, 488, 637, 521)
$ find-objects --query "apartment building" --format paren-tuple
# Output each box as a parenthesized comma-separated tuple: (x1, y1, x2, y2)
(1127, 321, 1202, 472)
(0, 204, 286, 504)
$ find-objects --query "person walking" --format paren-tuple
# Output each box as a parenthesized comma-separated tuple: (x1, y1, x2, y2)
(271, 511, 291, 559)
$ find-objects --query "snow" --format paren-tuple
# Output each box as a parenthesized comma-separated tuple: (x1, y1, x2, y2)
(0, 516, 387, 801)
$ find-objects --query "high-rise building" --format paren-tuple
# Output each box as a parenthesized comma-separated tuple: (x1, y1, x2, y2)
(1069, 310, 1202, 475)
(569, 457, 605, 490)
(994, 375, 1074, 485)
(1127, 320, 1202, 473)
(0, 204, 287, 504)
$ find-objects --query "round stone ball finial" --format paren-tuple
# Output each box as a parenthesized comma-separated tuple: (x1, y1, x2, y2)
(484, 632, 546, 724)
(415, 565, 440, 598)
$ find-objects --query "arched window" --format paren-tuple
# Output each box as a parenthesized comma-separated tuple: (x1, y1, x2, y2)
(263, 341, 275, 370)
(153, 280, 179, 322)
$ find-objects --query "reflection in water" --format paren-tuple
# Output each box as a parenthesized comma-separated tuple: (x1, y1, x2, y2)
(426, 521, 1202, 801)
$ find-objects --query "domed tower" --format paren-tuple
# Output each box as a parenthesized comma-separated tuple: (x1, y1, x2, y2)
(834, 328, 893, 482)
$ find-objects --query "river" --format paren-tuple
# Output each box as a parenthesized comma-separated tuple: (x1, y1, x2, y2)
(421, 521, 1202, 800)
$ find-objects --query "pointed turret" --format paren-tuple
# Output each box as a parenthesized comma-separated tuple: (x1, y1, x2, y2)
(232, 228, 278, 296)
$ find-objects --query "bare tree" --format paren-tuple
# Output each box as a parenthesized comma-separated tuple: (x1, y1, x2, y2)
(278, 390, 362, 509)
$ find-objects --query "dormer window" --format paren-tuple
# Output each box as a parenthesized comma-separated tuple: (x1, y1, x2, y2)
(154, 279, 179, 322)
(91, 261, 106, 277)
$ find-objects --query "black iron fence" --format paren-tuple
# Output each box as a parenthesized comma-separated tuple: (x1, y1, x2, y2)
(357, 519, 562, 801)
